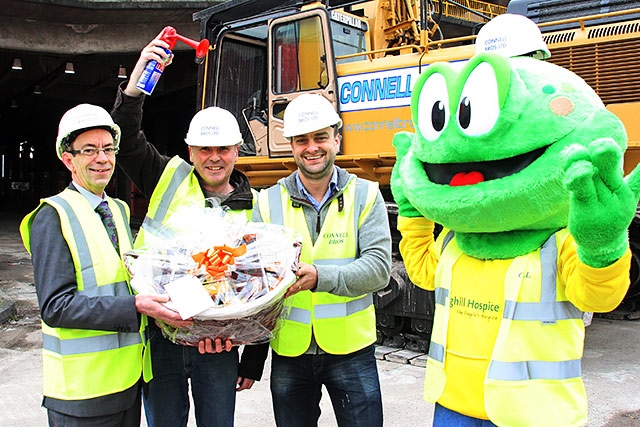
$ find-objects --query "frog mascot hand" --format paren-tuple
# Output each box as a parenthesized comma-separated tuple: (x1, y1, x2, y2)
(564, 139, 640, 267)
(392, 52, 640, 427)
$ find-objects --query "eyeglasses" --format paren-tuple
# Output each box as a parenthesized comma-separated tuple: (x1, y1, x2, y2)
(68, 146, 120, 157)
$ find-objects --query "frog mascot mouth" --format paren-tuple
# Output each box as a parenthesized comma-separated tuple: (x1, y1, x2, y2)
(391, 51, 640, 427)
(424, 144, 548, 186)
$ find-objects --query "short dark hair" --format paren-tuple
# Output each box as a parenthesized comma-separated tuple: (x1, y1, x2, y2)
(61, 126, 118, 151)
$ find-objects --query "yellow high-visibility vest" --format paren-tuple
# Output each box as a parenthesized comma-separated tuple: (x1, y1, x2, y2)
(258, 177, 379, 356)
(20, 189, 150, 400)
(136, 156, 254, 249)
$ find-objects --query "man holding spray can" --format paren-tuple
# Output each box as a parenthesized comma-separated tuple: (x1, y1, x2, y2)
(110, 29, 268, 427)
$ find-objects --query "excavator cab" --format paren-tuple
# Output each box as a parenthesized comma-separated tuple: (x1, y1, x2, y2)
(195, 1, 367, 158)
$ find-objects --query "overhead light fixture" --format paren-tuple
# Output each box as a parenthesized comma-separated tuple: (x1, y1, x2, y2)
(64, 61, 75, 74)
(10, 99, 17, 108)
(117, 65, 127, 79)
(33, 85, 42, 95)
(12, 58, 22, 70)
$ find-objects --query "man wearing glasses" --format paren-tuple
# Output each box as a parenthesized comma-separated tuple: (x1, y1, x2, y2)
(19, 104, 191, 427)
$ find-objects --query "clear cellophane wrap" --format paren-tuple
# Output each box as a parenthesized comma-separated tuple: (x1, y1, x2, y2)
(124, 202, 301, 346)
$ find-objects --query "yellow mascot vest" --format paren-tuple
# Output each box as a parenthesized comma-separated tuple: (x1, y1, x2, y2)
(425, 230, 587, 427)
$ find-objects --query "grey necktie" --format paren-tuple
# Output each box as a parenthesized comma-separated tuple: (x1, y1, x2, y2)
(95, 200, 119, 252)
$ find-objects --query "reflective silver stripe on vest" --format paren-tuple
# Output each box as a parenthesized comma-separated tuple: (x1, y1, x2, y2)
(51, 195, 97, 290)
(283, 295, 373, 323)
(315, 294, 373, 319)
(267, 186, 284, 225)
(80, 280, 130, 297)
(49, 196, 129, 296)
(142, 160, 192, 232)
(488, 359, 582, 381)
(502, 235, 581, 323)
(353, 179, 369, 248)
(287, 307, 312, 324)
(442, 230, 455, 251)
(434, 287, 449, 307)
(428, 287, 448, 363)
(502, 300, 582, 322)
(428, 341, 445, 362)
(42, 330, 142, 356)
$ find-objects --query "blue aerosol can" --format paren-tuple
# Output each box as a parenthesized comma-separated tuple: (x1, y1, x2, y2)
(136, 26, 210, 95)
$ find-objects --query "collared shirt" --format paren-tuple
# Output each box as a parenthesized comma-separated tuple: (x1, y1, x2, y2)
(295, 167, 338, 211)
(294, 167, 338, 354)
(71, 181, 108, 209)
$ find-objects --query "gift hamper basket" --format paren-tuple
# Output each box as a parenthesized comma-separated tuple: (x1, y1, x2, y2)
(124, 203, 301, 346)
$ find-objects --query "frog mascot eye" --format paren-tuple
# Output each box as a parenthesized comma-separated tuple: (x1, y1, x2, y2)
(414, 62, 507, 142)
(457, 61, 500, 136)
(416, 72, 449, 141)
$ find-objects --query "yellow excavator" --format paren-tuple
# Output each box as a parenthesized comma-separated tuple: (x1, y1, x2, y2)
(193, 0, 640, 349)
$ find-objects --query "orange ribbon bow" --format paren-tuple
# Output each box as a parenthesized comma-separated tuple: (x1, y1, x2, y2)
(192, 244, 247, 278)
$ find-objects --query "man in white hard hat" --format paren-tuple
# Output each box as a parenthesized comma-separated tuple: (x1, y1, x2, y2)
(475, 13, 551, 59)
(252, 93, 392, 427)
(19, 103, 190, 427)
(110, 32, 268, 427)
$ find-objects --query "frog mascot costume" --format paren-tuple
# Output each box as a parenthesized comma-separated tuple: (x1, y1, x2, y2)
(391, 18, 640, 427)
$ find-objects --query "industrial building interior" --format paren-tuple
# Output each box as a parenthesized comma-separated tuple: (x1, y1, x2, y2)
(0, 0, 218, 216)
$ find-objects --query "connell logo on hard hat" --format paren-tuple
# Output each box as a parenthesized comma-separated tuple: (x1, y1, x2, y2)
(200, 125, 221, 136)
(77, 114, 101, 125)
(298, 111, 318, 123)
(483, 36, 507, 51)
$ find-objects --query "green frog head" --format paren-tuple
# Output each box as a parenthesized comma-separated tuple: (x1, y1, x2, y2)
(396, 53, 627, 258)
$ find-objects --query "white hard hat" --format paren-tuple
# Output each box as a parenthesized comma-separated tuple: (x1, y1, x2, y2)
(282, 94, 342, 139)
(184, 107, 243, 147)
(56, 104, 121, 160)
(475, 14, 551, 60)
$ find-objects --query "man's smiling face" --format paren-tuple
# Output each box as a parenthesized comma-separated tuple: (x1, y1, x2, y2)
(189, 144, 239, 193)
(290, 126, 340, 181)
(61, 128, 117, 197)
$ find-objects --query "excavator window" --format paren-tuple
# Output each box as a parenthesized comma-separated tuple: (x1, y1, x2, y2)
(272, 16, 327, 94)
(330, 20, 367, 63)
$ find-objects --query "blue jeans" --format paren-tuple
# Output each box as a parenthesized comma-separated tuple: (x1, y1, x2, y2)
(143, 326, 239, 427)
(433, 403, 498, 427)
(270, 344, 383, 427)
